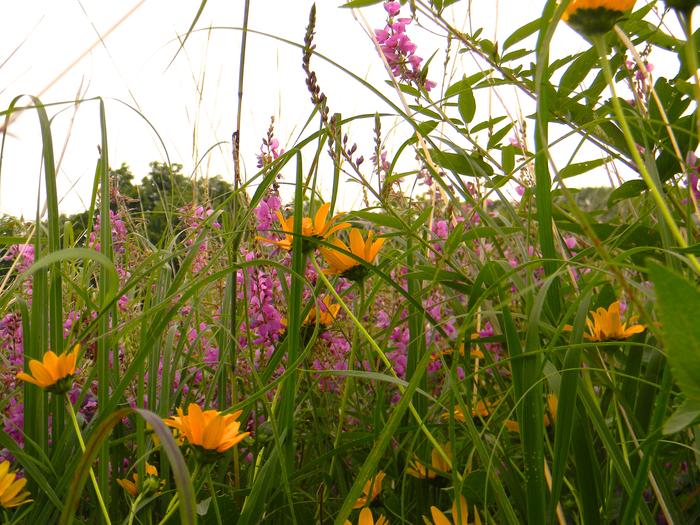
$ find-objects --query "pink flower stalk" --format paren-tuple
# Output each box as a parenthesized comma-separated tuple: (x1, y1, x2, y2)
(256, 137, 284, 169)
(374, 2, 436, 91)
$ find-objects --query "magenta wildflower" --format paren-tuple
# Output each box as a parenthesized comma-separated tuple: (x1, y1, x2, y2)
(374, 2, 436, 91)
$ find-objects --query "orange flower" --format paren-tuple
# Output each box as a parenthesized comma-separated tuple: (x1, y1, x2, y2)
(164, 403, 250, 460)
(344, 507, 389, 525)
(562, 0, 636, 36)
(257, 202, 350, 251)
(565, 301, 645, 342)
(431, 342, 484, 362)
(442, 400, 494, 422)
(353, 471, 385, 509)
(117, 463, 161, 497)
(406, 442, 452, 479)
(427, 495, 482, 525)
(16, 345, 80, 394)
(303, 295, 341, 327)
(320, 229, 385, 281)
(0, 460, 32, 509)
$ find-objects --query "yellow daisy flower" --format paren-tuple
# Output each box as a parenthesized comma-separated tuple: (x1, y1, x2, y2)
(406, 442, 452, 480)
(426, 495, 482, 525)
(303, 295, 341, 327)
(16, 345, 80, 394)
(565, 300, 645, 342)
(562, 0, 636, 36)
(0, 460, 32, 509)
(353, 471, 385, 509)
(345, 507, 389, 525)
(164, 403, 250, 462)
(320, 229, 385, 281)
(117, 463, 162, 498)
(257, 202, 350, 251)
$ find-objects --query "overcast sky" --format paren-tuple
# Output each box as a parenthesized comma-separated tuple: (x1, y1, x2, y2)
(0, 1, 677, 217)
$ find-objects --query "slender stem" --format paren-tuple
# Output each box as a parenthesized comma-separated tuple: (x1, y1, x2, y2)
(157, 462, 201, 525)
(207, 468, 223, 525)
(65, 394, 112, 525)
(328, 279, 364, 480)
(127, 492, 146, 525)
(593, 35, 700, 274)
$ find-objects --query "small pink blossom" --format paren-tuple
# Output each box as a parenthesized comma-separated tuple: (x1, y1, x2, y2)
(384, 1, 401, 16)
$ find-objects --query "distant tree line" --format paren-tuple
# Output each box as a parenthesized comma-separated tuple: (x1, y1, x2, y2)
(65, 161, 234, 245)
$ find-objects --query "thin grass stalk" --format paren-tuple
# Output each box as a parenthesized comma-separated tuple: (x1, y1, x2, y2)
(548, 293, 592, 523)
(96, 99, 115, 517)
(221, 0, 252, 410)
(620, 365, 674, 525)
(405, 236, 426, 416)
(274, 152, 306, 518)
(64, 394, 111, 525)
(534, 0, 563, 319)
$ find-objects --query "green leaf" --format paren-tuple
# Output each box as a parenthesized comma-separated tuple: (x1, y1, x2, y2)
(608, 180, 647, 206)
(341, 0, 384, 7)
(559, 158, 610, 180)
(664, 399, 700, 435)
(503, 19, 540, 50)
(471, 115, 507, 134)
(559, 49, 597, 96)
(350, 210, 404, 230)
(445, 73, 485, 98)
(487, 122, 514, 149)
(428, 149, 494, 177)
(502, 145, 516, 174)
(648, 263, 700, 431)
(458, 88, 476, 124)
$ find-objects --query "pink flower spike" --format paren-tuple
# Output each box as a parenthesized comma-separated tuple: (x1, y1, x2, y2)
(384, 1, 401, 16)
(374, 28, 390, 42)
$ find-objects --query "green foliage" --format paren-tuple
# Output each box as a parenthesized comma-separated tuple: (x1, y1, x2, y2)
(4, 1, 700, 524)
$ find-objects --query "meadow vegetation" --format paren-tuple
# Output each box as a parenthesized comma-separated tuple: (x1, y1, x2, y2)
(3, 1, 700, 523)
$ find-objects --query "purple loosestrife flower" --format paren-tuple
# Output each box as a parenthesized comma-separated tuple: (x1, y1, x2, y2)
(256, 137, 284, 169)
(374, 2, 436, 91)
(89, 210, 127, 253)
(254, 194, 282, 231)
(3, 244, 34, 273)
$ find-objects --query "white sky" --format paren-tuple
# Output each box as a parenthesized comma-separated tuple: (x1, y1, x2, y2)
(0, 1, 679, 217)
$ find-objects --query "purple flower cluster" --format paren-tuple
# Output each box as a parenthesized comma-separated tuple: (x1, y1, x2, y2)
(256, 137, 284, 169)
(89, 210, 127, 254)
(374, 2, 436, 92)
(178, 205, 221, 274)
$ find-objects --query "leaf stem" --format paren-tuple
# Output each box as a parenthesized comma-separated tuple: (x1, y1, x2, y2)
(65, 393, 112, 525)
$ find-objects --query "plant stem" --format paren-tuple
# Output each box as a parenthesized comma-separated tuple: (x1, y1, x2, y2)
(593, 34, 700, 274)
(207, 467, 223, 525)
(328, 279, 364, 481)
(157, 462, 201, 525)
(65, 393, 112, 525)
(127, 492, 146, 525)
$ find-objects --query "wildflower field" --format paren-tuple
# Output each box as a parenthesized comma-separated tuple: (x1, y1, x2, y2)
(4, 0, 700, 523)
